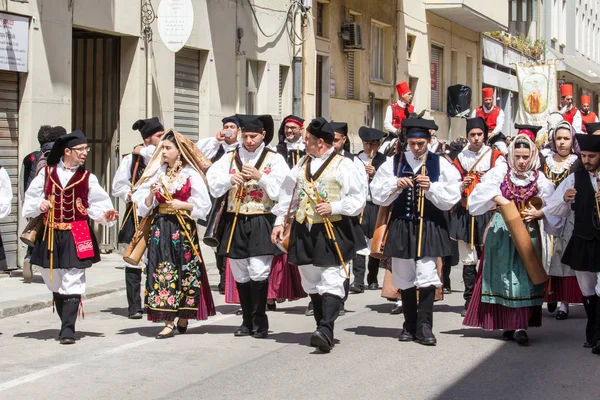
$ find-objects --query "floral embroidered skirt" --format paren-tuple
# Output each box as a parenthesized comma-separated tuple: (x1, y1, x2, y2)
(145, 213, 215, 322)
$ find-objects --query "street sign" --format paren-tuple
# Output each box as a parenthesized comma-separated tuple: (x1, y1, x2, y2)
(157, 0, 194, 53)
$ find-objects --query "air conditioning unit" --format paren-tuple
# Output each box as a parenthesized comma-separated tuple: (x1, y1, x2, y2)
(341, 22, 363, 51)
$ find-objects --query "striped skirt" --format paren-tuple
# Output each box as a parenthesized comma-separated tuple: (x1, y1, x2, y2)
(224, 255, 307, 304)
(544, 276, 583, 304)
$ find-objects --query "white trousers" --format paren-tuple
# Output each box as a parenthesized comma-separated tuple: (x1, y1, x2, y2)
(229, 256, 273, 283)
(575, 271, 600, 297)
(391, 257, 442, 290)
(298, 264, 348, 298)
(458, 241, 478, 265)
(40, 267, 86, 295)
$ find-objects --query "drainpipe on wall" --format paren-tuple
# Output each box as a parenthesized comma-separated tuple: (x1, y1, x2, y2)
(293, 56, 303, 117)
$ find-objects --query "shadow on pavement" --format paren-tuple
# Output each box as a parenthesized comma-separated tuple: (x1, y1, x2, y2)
(215, 304, 241, 315)
(189, 324, 237, 335)
(345, 325, 399, 338)
(434, 303, 464, 314)
(99, 307, 130, 317)
(279, 306, 309, 315)
(116, 326, 161, 338)
(365, 303, 396, 314)
(436, 326, 599, 399)
(14, 329, 104, 341)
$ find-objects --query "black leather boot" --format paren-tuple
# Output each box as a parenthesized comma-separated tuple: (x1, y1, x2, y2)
(52, 292, 63, 319)
(234, 281, 253, 337)
(125, 267, 143, 318)
(462, 264, 477, 316)
(442, 257, 452, 293)
(59, 295, 80, 345)
(592, 296, 600, 355)
(582, 295, 598, 348)
(309, 293, 323, 327)
(398, 286, 417, 342)
(349, 256, 365, 293)
(310, 294, 341, 353)
(250, 279, 269, 338)
(416, 286, 437, 346)
(216, 253, 226, 294)
(367, 256, 380, 289)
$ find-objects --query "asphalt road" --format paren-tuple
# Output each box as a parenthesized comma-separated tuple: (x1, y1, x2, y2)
(0, 268, 598, 400)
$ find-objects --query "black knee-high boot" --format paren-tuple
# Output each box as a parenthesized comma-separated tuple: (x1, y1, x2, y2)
(582, 295, 598, 347)
(250, 279, 269, 338)
(350, 256, 366, 292)
(125, 267, 143, 317)
(416, 286, 437, 346)
(59, 295, 81, 344)
(234, 281, 253, 336)
(398, 286, 417, 341)
(309, 293, 323, 327)
(462, 264, 477, 312)
(592, 296, 600, 354)
(366, 256, 380, 286)
(442, 258, 452, 290)
(310, 293, 341, 353)
(215, 254, 226, 293)
(52, 292, 63, 319)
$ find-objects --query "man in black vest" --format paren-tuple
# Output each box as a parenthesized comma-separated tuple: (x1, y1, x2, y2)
(349, 127, 387, 293)
(371, 118, 461, 346)
(112, 118, 165, 318)
(546, 133, 600, 353)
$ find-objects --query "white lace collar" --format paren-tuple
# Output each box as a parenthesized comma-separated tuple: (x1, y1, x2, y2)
(155, 164, 193, 193)
(545, 152, 577, 173)
(509, 169, 536, 187)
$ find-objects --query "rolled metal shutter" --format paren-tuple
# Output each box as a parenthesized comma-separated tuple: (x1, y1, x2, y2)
(0, 71, 18, 269)
(174, 48, 200, 142)
(430, 45, 442, 111)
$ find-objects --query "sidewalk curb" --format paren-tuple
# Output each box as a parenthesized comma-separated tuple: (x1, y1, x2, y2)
(0, 280, 126, 320)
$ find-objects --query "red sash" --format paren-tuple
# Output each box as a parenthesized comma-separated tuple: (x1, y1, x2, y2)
(71, 221, 95, 259)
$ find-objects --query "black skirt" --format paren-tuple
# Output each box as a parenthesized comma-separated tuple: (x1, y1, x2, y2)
(449, 204, 494, 246)
(383, 217, 454, 260)
(360, 201, 379, 239)
(217, 213, 283, 259)
(561, 236, 600, 272)
(288, 216, 362, 267)
(145, 214, 215, 322)
(117, 203, 141, 244)
(30, 226, 101, 269)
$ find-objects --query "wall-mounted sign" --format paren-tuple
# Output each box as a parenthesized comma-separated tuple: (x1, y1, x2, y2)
(0, 12, 29, 72)
(157, 0, 194, 53)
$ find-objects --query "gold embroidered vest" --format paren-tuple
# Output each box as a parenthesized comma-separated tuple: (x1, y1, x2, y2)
(226, 150, 276, 215)
(295, 153, 344, 224)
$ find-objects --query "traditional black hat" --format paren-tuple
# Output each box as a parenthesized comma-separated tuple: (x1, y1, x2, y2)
(221, 116, 240, 128)
(576, 134, 600, 152)
(514, 123, 542, 142)
(47, 130, 88, 166)
(358, 126, 385, 142)
(132, 117, 164, 140)
(235, 114, 275, 145)
(466, 117, 489, 138)
(278, 115, 304, 142)
(306, 117, 334, 144)
(402, 118, 438, 139)
(585, 122, 600, 135)
(330, 122, 348, 137)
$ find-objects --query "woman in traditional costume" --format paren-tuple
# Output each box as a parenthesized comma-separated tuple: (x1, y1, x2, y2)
(540, 121, 583, 319)
(133, 131, 215, 339)
(463, 134, 558, 345)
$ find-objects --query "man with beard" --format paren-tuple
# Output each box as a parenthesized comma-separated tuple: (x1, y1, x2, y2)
(276, 115, 306, 168)
(580, 96, 599, 133)
(558, 84, 583, 133)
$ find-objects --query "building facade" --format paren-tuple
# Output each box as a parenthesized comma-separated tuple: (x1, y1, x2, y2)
(3, 0, 296, 269)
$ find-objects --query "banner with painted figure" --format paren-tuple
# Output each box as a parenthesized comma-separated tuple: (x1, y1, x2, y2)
(516, 62, 557, 145)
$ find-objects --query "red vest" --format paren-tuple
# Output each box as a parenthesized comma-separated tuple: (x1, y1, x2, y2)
(581, 111, 598, 132)
(561, 107, 578, 125)
(391, 102, 414, 129)
(475, 106, 501, 132)
(156, 178, 192, 203)
(453, 148, 504, 203)
(44, 166, 90, 224)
